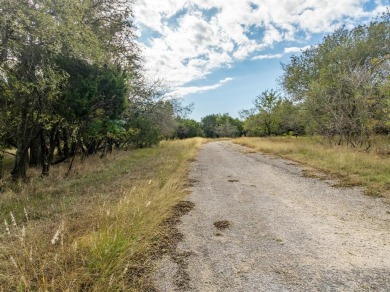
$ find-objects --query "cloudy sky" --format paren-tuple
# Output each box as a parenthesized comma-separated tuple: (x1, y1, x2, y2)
(133, 0, 388, 120)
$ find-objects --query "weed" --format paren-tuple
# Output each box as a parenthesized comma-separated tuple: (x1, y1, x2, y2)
(0, 138, 205, 290)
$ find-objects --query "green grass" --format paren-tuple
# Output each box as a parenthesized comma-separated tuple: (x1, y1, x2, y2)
(233, 136, 390, 200)
(0, 138, 205, 291)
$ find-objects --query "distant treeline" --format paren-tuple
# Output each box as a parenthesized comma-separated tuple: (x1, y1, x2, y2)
(0, 1, 388, 181)
(242, 13, 390, 146)
(176, 13, 390, 145)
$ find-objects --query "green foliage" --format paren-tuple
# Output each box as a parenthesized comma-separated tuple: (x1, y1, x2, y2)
(272, 100, 306, 136)
(201, 114, 243, 138)
(175, 118, 204, 139)
(201, 114, 219, 138)
(253, 89, 281, 136)
(54, 57, 128, 153)
(56, 58, 127, 121)
(124, 98, 192, 147)
(0, 0, 175, 179)
(124, 113, 160, 148)
(241, 89, 306, 137)
(241, 113, 263, 137)
(281, 13, 390, 146)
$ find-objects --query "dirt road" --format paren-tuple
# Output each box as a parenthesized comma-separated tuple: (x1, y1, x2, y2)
(154, 141, 390, 291)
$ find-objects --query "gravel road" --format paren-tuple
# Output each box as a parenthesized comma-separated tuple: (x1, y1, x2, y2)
(154, 141, 390, 291)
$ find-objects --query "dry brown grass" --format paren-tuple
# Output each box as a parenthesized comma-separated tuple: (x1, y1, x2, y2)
(0, 138, 205, 291)
(233, 136, 390, 200)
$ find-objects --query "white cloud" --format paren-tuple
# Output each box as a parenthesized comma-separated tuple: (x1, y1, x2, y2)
(252, 53, 283, 60)
(134, 0, 387, 92)
(284, 46, 312, 53)
(171, 77, 234, 97)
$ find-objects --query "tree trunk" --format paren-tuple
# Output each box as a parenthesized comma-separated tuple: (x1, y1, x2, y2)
(48, 128, 56, 166)
(41, 129, 49, 176)
(63, 128, 70, 158)
(41, 127, 57, 176)
(107, 137, 113, 153)
(12, 142, 30, 181)
(0, 152, 4, 180)
(11, 98, 31, 180)
(70, 141, 77, 156)
(56, 130, 62, 157)
(29, 126, 42, 167)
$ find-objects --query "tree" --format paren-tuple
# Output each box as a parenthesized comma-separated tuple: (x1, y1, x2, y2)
(281, 13, 390, 146)
(253, 89, 281, 136)
(201, 114, 219, 138)
(201, 114, 243, 138)
(272, 100, 306, 136)
(240, 90, 306, 137)
(0, 0, 139, 179)
(53, 58, 128, 160)
(175, 119, 204, 139)
(124, 82, 194, 147)
(0, 0, 67, 179)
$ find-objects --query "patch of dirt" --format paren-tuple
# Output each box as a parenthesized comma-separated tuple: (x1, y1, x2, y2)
(123, 264, 157, 291)
(173, 201, 195, 216)
(128, 200, 195, 291)
(171, 251, 194, 290)
(213, 220, 231, 230)
(186, 179, 199, 187)
(149, 201, 195, 291)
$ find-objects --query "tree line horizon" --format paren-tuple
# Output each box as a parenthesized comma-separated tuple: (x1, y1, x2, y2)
(0, 1, 388, 181)
(178, 12, 389, 145)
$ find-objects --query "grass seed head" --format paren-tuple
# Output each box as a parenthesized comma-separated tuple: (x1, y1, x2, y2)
(10, 256, 18, 269)
(29, 246, 33, 261)
(24, 207, 29, 222)
(51, 222, 64, 245)
(51, 229, 60, 245)
(10, 212, 17, 226)
(4, 219, 10, 235)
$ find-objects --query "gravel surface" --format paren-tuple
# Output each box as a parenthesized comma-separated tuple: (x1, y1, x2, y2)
(154, 141, 390, 291)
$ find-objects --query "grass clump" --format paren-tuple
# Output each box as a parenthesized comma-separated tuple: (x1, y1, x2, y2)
(233, 136, 390, 200)
(0, 138, 205, 291)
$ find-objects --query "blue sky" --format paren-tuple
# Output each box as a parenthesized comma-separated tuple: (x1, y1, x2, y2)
(133, 0, 389, 121)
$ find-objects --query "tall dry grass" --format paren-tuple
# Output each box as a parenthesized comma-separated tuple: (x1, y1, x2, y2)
(0, 138, 205, 291)
(233, 136, 390, 200)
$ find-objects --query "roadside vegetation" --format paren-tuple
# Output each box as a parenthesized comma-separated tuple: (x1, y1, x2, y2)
(234, 13, 389, 200)
(234, 136, 390, 200)
(0, 138, 204, 290)
(0, 0, 194, 181)
(241, 13, 389, 146)
(174, 113, 244, 139)
(0, 0, 388, 290)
